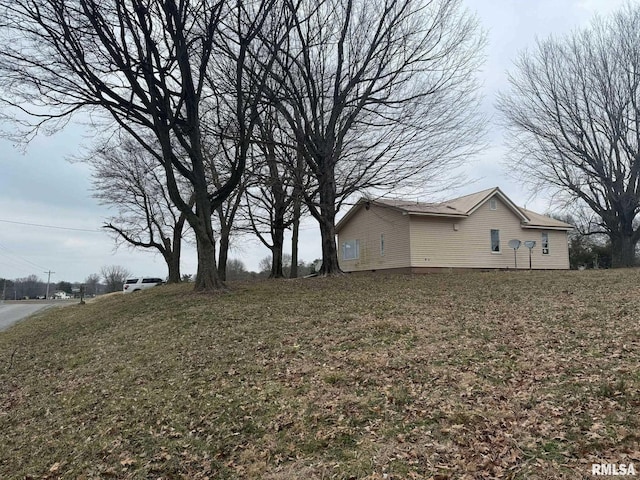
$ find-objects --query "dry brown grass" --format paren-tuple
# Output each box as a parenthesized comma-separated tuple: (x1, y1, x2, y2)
(1, 269, 639, 479)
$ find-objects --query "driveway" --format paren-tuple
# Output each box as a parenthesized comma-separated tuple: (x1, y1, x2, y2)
(0, 301, 74, 331)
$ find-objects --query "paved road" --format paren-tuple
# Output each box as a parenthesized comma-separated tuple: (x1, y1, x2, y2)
(0, 301, 71, 331)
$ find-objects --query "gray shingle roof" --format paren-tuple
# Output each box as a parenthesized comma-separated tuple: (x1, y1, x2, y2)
(336, 187, 573, 232)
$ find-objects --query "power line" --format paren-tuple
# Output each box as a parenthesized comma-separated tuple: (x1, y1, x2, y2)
(0, 255, 41, 277)
(0, 218, 101, 233)
(0, 241, 49, 271)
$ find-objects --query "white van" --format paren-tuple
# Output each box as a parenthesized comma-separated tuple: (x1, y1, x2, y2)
(123, 277, 164, 294)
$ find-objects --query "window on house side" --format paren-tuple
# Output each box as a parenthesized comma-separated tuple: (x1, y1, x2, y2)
(489, 198, 497, 210)
(342, 239, 360, 260)
(491, 229, 500, 252)
(380, 234, 385, 256)
(542, 232, 549, 255)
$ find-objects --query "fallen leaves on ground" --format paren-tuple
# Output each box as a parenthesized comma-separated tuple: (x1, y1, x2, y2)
(1, 269, 639, 479)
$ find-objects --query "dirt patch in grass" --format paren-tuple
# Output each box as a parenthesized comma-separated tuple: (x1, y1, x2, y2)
(1, 270, 639, 479)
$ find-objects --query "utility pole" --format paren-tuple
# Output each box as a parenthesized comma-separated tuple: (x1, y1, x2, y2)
(44, 270, 55, 299)
(1, 278, 5, 303)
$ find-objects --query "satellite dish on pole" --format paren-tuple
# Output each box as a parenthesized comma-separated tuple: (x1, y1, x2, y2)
(524, 240, 536, 269)
(508, 239, 521, 269)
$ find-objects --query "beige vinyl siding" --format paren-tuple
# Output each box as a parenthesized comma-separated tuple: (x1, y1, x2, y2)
(409, 197, 570, 269)
(337, 204, 411, 272)
(521, 228, 570, 269)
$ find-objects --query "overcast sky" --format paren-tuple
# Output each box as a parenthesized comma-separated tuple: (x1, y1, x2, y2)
(0, 0, 629, 283)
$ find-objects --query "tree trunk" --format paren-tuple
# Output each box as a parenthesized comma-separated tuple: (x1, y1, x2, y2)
(318, 218, 341, 275)
(270, 222, 285, 278)
(611, 234, 637, 268)
(192, 198, 225, 292)
(165, 254, 181, 283)
(166, 214, 186, 284)
(194, 231, 223, 291)
(218, 226, 231, 281)
(160, 223, 184, 284)
(315, 167, 342, 276)
(317, 190, 341, 274)
(290, 124, 305, 279)
(290, 207, 300, 278)
(165, 250, 181, 283)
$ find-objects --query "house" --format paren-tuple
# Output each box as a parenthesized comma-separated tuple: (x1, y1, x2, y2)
(52, 291, 71, 300)
(335, 187, 573, 273)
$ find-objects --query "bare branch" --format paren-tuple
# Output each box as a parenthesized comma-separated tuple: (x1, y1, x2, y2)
(499, 4, 640, 266)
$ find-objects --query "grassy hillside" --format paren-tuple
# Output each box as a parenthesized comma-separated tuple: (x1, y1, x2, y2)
(1, 270, 639, 479)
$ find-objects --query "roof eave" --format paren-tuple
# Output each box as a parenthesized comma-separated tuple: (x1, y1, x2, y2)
(336, 198, 407, 233)
(521, 224, 573, 231)
(406, 212, 468, 219)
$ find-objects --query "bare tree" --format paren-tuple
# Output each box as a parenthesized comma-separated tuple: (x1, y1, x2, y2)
(13, 275, 44, 299)
(201, 122, 251, 282)
(213, 182, 247, 282)
(244, 107, 308, 278)
(225, 258, 248, 280)
(89, 134, 192, 283)
(255, 0, 485, 274)
(0, 0, 282, 291)
(258, 256, 272, 274)
(498, 4, 640, 267)
(289, 163, 305, 278)
(84, 273, 101, 296)
(100, 265, 130, 293)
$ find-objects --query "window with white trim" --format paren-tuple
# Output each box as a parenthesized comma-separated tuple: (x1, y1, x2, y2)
(490, 229, 500, 252)
(489, 198, 497, 210)
(541, 232, 549, 255)
(342, 239, 360, 260)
